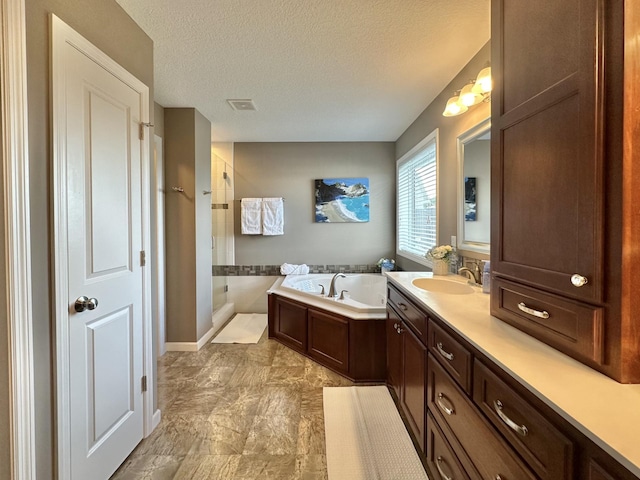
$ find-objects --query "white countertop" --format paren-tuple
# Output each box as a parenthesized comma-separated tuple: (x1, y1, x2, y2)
(385, 271, 640, 478)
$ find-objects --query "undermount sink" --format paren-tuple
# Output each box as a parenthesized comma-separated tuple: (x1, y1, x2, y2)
(411, 278, 475, 295)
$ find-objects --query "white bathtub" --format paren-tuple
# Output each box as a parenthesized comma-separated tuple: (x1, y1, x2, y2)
(268, 273, 387, 318)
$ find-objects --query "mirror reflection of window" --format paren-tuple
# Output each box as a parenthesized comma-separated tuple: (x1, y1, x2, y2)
(457, 119, 490, 255)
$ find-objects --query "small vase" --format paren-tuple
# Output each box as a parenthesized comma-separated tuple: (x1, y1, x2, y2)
(432, 259, 449, 275)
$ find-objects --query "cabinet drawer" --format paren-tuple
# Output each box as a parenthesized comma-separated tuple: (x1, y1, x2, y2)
(428, 319, 472, 393)
(427, 355, 536, 480)
(426, 413, 472, 480)
(491, 277, 604, 364)
(388, 285, 426, 342)
(473, 360, 574, 480)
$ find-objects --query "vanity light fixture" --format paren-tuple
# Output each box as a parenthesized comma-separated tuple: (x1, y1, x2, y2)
(442, 91, 468, 117)
(442, 66, 492, 117)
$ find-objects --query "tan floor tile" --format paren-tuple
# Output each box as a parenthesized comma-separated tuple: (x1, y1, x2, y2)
(233, 454, 297, 479)
(188, 413, 254, 455)
(296, 414, 325, 455)
(243, 415, 299, 455)
(227, 365, 272, 387)
(272, 346, 308, 367)
(294, 454, 328, 480)
(300, 387, 325, 417)
(255, 386, 302, 418)
(110, 454, 184, 479)
(172, 454, 241, 479)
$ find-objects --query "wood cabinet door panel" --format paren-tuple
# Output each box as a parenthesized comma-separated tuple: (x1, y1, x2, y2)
(386, 308, 403, 399)
(492, 0, 605, 303)
(308, 308, 349, 374)
(272, 296, 307, 352)
(400, 324, 426, 452)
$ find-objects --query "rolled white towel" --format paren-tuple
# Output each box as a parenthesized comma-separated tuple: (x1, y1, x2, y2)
(280, 263, 310, 275)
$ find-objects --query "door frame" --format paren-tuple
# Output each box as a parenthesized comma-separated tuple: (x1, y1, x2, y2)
(0, 0, 36, 478)
(153, 135, 166, 356)
(51, 14, 155, 479)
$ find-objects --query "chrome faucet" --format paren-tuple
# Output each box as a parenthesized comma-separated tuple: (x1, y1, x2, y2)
(327, 273, 346, 297)
(458, 263, 482, 285)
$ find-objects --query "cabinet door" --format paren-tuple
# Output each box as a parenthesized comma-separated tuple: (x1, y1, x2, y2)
(308, 308, 349, 375)
(272, 296, 307, 353)
(491, 0, 605, 302)
(386, 308, 403, 399)
(400, 323, 426, 452)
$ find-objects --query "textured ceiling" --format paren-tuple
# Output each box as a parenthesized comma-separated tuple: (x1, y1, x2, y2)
(116, 0, 490, 142)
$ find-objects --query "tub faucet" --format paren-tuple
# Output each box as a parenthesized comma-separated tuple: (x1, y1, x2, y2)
(328, 273, 346, 297)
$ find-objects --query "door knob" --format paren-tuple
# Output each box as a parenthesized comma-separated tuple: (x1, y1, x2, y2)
(75, 296, 99, 313)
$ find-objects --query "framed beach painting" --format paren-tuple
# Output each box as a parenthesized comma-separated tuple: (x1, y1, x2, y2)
(315, 178, 370, 223)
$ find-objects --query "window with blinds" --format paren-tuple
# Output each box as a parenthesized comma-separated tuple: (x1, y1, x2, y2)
(397, 131, 438, 265)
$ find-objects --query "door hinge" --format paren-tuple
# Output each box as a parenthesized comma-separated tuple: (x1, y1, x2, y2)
(141, 375, 147, 393)
(139, 122, 154, 140)
(140, 250, 146, 267)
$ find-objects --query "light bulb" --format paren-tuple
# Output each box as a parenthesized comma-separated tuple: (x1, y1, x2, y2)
(472, 67, 492, 94)
(442, 95, 468, 117)
(459, 83, 483, 107)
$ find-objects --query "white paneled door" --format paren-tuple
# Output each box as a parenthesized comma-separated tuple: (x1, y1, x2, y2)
(52, 16, 150, 479)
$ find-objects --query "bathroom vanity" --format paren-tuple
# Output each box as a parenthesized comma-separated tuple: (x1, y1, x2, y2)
(385, 272, 640, 480)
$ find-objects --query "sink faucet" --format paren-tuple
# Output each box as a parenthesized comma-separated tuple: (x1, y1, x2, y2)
(458, 263, 482, 285)
(328, 273, 346, 297)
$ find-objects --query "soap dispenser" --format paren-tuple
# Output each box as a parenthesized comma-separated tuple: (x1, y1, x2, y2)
(482, 261, 491, 294)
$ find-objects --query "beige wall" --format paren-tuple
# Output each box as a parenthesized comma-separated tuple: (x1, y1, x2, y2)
(154, 102, 165, 138)
(164, 108, 212, 343)
(0, 81, 10, 480)
(26, 1, 153, 477)
(395, 41, 491, 271)
(234, 142, 395, 265)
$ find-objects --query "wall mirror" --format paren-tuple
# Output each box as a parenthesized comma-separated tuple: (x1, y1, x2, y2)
(457, 118, 491, 255)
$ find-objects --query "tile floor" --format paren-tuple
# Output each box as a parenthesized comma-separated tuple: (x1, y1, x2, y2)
(111, 328, 358, 479)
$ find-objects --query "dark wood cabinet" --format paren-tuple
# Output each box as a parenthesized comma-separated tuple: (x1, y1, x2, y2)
(386, 281, 639, 480)
(491, 0, 640, 383)
(399, 323, 426, 453)
(268, 293, 386, 382)
(270, 295, 307, 352)
(308, 308, 349, 375)
(386, 310, 403, 399)
(387, 284, 427, 452)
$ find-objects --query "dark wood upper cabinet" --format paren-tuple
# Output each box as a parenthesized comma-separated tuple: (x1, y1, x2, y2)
(492, 0, 604, 302)
(491, 0, 640, 382)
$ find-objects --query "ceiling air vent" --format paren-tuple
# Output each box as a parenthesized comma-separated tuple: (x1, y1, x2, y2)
(226, 99, 257, 111)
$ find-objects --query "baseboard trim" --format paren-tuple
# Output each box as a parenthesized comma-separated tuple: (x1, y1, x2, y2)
(212, 303, 235, 335)
(165, 324, 218, 352)
(151, 409, 161, 433)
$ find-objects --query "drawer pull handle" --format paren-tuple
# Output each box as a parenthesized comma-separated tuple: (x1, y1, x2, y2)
(436, 342, 455, 361)
(396, 326, 404, 334)
(437, 393, 455, 416)
(397, 302, 408, 311)
(517, 302, 550, 319)
(494, 400, 528, 436)
(393, 323, 399, 330)
(436, 456, 454, 480)
(571, 274, 588, 287)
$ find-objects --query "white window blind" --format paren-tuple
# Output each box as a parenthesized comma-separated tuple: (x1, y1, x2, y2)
(397, 135, 437, 263)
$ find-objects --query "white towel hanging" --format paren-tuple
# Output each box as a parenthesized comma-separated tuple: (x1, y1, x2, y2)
(262, 197, 284, 235)
(241, 198, 262, 234)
